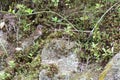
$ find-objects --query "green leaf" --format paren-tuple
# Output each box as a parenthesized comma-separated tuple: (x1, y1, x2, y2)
(95, 3, 103, 9)
(117, 8, 120, 13)
(8, 61, 16, 68)
(52, 0, 55, 2)
(80, 16, 89, 20)
(25, 8, 33, 14)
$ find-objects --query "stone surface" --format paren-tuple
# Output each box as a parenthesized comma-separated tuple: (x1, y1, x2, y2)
(0, 30, 8, 70)
(39, 39, 79, 80)
(0, 30, 7, 51)
(39, 39, 101, 80)
(99, 51, 120, 80)
(41, 39, 76, 61)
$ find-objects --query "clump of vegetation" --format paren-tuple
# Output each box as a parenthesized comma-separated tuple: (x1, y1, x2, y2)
(46, 64, 58, 78)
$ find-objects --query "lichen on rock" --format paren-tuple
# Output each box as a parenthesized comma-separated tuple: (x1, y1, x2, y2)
(99, 51, 120, 80)
(39, 39, 79, 80)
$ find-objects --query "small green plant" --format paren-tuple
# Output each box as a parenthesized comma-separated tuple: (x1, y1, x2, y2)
(117, 7, 120, 16)
(92, 27, 101, 42)
(80, 15, 89, 21)
(8, 6, 15, 14)
(64, 24, 73, 36)
(28, 41, 39, 59)
(65, 0, 71, 8)
(91, 42, 100, 62)
(51, 0, 59, 7)
(16, 4, 33, 15)
(95, 3, 103, 9)
(8, 60, 16, 68)
(21, 20, 31, 31)
(102, 47, 113, 58)
(8, 4, 33, 15)
(8, 4, 33, 32)
(52, 16, 61, 23)
(0, 71, 10, 80)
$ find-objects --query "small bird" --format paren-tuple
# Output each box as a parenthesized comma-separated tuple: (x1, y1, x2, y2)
(21, 24, 43, 50)
(32, 24, 43, 40)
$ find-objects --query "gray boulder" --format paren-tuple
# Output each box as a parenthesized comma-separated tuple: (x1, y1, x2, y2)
(0, 30, 8, 70)
(39, 39, 79, 80)
(39, 39, 102, 80)
(99, 51, 120, 80)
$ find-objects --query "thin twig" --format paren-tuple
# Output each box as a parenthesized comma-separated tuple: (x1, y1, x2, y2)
(88, 2, 120, 39)
(16, 17, 20, 47)
(48, 29, 91, 33)
(23, 11, 79, 31)
(0, 10, 79, 31)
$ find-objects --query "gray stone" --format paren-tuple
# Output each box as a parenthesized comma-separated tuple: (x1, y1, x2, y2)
(0, 30, 8, 70)
(39, 39, 79, 80)
(39, 39, 102, 80)
(99, 51, 120, 80)
(105, 51, 120, 80)
(0, 30, 7, 51)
